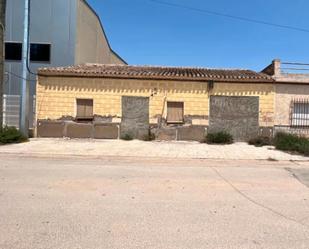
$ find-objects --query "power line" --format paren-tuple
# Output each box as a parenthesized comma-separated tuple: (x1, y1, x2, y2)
(149, 0, 309, 33)
(5, 70, 36, 82)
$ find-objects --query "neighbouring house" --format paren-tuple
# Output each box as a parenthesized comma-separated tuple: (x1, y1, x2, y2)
(36, 64, 274, 141)
(262, 59, 309, 136)
(3, 0, 125, 129)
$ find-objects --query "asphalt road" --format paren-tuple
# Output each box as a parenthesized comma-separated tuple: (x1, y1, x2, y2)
(0, 156, 309, 249)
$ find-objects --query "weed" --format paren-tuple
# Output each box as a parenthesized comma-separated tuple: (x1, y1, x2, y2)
(273, 132, 309, 156)
(141, 131, 156, 141)
(0, 126, 28, 144)
(121, 133, 134, 141)
(248, 136, 272, 147)
(204, 131, 233, 144)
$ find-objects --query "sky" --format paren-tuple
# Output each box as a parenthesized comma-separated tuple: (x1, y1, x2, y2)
(87, 0, 309, 71)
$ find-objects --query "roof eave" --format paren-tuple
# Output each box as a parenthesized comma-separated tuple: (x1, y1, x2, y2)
(37, 71, 273, 83)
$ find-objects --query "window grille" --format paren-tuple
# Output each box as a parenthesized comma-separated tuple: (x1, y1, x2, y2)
(290, 99, 309, 127)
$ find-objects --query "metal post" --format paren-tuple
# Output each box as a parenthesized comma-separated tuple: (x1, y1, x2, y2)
(20, 0, 29, 137)
(0, 0, 6, 128)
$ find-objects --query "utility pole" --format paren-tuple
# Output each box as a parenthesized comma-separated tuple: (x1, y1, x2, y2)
(0, 0, 6, 128)
(20, 0, 30, 137)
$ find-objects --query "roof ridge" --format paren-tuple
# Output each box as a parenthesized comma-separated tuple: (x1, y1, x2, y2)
(38, 64, 274, 83)
(82, 63, 254, 72)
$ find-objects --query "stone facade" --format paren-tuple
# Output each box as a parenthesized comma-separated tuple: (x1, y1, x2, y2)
(211, 83, 274, 127)
(209, 96, 259, 141)
(121, 96, 149, 139)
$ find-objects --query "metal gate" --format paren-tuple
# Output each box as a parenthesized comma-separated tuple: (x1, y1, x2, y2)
(2, 95, 36, 128)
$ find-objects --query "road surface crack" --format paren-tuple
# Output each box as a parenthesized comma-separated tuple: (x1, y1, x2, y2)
(210, 166, 309, 230)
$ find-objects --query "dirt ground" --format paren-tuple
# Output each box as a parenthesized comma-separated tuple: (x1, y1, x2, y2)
(0, 138, 308, 161)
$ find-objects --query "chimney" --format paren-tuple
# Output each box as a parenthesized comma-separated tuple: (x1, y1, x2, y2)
(261, 59, 281, 76)
(273, 59, 281, 77)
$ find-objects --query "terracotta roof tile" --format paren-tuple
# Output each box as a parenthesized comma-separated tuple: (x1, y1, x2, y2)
(38, 64, 273, 83)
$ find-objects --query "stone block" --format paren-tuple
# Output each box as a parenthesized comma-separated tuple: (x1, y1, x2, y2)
(112, 118, 121, 123)
(209, 96, 259, 141)
(177, 126, 206, 141)
(66, 123, 93, 138)
(259, 127, 273, 137)
(94, 124, 119, 139)
(156, 128, 176, 141)
(37, 121, 65, 138)
(192, 119, 209, 126)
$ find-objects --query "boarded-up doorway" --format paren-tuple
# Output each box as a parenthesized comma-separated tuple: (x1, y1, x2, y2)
(209, 96, 259, 141)
(121, 96, 149, 139)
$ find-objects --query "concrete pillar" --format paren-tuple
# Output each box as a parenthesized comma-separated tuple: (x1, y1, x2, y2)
(273, 59, 281, 77)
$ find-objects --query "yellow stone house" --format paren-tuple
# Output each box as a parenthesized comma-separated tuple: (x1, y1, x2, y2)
(36, 64, 274, 141)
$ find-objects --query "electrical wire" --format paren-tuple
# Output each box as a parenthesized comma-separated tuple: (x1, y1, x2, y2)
(149, 0, 309, 33)
(5, 70, 36, 82)
(26, 0, 37, 76)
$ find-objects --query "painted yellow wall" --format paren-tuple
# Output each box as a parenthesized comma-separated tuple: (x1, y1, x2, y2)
(36, 76, 274, 126)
